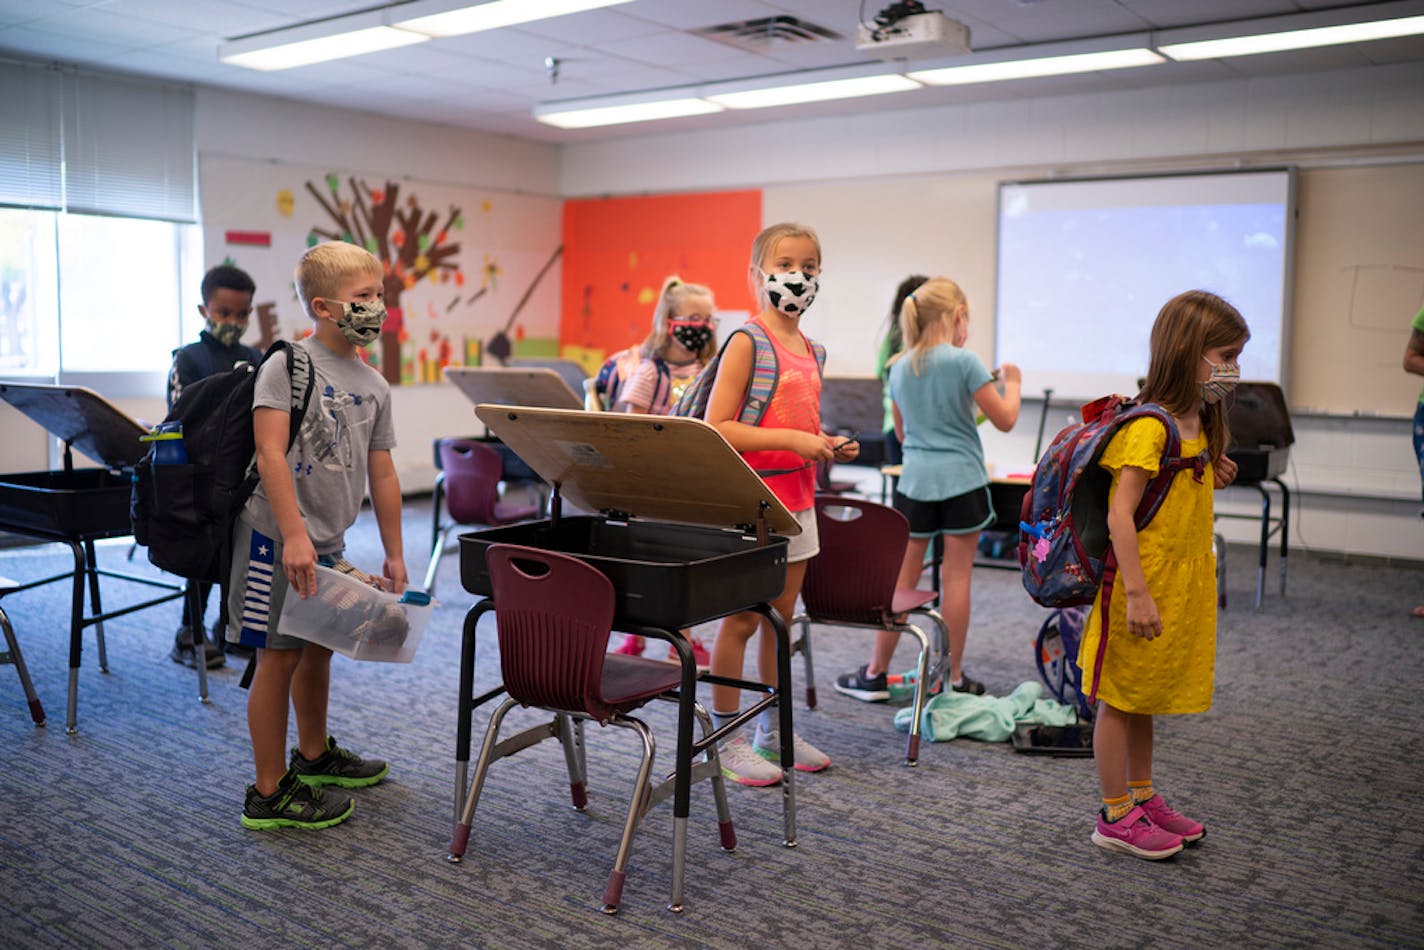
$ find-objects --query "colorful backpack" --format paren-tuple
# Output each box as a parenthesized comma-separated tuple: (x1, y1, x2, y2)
(670, 321, 826, 424)
(1017, 395, 1205, 609)
(590, 348, 667, 411)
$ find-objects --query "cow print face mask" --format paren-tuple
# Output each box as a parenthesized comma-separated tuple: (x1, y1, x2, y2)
(761, 270, 819, 318)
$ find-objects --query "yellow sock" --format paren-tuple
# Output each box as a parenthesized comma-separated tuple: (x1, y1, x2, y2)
(1129, 780, 1154, 805)
(1102, 793, 1133, 822)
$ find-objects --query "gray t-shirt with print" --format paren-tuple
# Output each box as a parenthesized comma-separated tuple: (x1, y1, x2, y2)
(241, 337, 396, 554)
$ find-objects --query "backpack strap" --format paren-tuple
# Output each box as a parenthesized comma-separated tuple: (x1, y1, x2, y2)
(650, 356, 670, 413)
(1126, 404, 1207, 531)
(737, 322, 779, 425)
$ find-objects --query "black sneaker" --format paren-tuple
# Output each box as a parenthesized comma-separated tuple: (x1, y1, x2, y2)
(833, 665, 891, 703)
(170, 626, 225, 670)
(290, 736, 389, 788)
(951, 673, 986, 695)
(241, 770, 354, 830)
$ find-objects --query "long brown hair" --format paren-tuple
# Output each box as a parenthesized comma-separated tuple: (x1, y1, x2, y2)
(1138, 290, 1250, 462)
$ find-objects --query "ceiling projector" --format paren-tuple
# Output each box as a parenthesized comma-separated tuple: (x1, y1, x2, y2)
(855, 8, 972, 60)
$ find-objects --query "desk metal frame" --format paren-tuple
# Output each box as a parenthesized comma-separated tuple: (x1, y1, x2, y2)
(1216, 476, 1289, 609)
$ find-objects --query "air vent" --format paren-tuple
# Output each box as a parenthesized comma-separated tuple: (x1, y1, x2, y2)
(694, 15, 843, 52)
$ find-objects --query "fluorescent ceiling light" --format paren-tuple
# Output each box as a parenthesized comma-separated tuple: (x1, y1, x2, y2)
(395, 0, 635, 38)
(535, 97, 723, 129)
(706, 74, 921, 109)
(220, 13, 427, 71)
(1159, 13, 1424, 61)
(909, 47, 1164, 85)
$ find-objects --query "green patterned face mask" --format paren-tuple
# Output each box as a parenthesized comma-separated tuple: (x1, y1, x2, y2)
(206, 320, 246, 347)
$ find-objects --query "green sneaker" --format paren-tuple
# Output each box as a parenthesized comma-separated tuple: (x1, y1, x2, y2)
(241, 771, 354, 830)
(290, 736, 389, 788)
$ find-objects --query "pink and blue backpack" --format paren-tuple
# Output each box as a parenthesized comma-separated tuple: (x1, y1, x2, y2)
(1018, 395, 1206, 609)
(670, 320, 825, 425)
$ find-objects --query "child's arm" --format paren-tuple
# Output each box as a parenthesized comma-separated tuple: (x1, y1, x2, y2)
(705, 332, 834, 461)
(892, 401, 905, 443)
(253, 406, 316, 598)
(974, 362, 1022, 432)
(1105, 465, 1162, 640)
(367, 448, 407, 594)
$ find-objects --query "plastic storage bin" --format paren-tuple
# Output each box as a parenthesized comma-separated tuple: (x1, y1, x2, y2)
(277, 565, 432, 662)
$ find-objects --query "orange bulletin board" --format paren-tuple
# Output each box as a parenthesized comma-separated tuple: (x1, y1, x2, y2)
(559, 190, 761, 370)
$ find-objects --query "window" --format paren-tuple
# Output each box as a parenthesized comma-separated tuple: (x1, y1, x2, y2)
(0, 59, 197, 392)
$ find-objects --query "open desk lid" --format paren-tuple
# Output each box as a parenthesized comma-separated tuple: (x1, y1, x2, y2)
(475, 405, 800, 536)
(445, 366, 583, 411)
(0, 382, 147, 470)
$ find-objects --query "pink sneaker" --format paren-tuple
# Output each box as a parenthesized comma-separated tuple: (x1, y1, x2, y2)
(1137, 794, 1205, 842)
(663, 637, 712, 671)
(1091, 805, 1184, 860)
(612, 634, 644, 656)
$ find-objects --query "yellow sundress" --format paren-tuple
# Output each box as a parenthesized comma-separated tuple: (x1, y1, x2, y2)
(1076, 417, 1217, 714)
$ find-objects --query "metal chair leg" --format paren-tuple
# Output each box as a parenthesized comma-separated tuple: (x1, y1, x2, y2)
(557, 712, 589, 810)
(895, 620, 934, 766)
(790, 614, 817, 708)
(424, 524, 454, 595)
(691, 701, 736, 852)
(601, 714, 658, 915)
(0, 607, 45, 726)
(447, 696, 519, 863)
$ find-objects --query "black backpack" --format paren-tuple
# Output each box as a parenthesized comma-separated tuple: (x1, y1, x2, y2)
(131, 340, 314, 583)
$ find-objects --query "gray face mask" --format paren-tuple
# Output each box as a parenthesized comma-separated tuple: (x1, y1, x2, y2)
(205, 320, 245, 347)
(328, 298, 386, 346)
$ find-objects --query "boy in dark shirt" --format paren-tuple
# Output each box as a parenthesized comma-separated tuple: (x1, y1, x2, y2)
(166, 264, 262, 668)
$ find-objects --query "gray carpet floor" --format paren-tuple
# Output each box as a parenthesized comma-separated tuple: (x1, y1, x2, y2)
(0, 496, 1421, 949)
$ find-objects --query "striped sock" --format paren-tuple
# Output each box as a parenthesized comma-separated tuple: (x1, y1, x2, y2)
(1129, 779, 1155, 805)
(1102, 793, 1134, 822)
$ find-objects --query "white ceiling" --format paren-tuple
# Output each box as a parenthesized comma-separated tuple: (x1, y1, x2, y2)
(2, 0, 1422, 144)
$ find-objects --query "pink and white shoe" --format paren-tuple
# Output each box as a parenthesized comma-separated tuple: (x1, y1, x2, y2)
(1137, 794, 1205, 843)
(1091, 805, 1184, 860)
(666, 637, 712, 671)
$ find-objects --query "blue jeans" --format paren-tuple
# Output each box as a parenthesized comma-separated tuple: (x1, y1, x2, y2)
(1414, 400, 1424, 509)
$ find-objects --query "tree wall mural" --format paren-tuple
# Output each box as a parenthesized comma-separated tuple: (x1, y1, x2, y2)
(305, 174, 465, 383)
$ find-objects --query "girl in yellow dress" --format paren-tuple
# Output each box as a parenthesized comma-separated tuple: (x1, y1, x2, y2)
(1079, 290, 1249, 860)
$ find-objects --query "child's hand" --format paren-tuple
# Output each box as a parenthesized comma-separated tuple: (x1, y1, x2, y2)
(1213, 454, 1238, 488)
(382, 557, 408, 595)
(790, 431, 837, 462)
(283, 535, 318, 599)
(1125, 589, 1162, 640)
(999, 363, 1022, 386)
(833, 435, 860, 462)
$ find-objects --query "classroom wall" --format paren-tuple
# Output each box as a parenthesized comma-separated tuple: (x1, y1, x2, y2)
(1, 85, 563, 494)
(559, 59, 1424, 562)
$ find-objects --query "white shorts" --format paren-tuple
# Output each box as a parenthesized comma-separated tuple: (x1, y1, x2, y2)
(784, 506, 820, 563)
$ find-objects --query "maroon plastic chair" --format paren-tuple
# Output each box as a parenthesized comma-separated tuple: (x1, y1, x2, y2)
(791, 495, 948, 765)
(446, 543, 736, 915)
(424, 438, 539, 594)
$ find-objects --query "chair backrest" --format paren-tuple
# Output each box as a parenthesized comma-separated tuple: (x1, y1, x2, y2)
(439, 438, 505, 526)
(484, 544, 619, 721)
(802, 495, 910, 625)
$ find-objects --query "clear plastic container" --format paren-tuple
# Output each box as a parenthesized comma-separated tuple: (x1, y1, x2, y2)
(277, 564, 432, 662)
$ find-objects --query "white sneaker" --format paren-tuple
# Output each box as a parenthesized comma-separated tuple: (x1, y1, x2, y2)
(753, 729, 831, 773)
(718, 735, 783, 787)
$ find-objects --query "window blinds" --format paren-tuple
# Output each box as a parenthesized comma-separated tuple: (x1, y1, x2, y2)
(0, 59, 196, 222)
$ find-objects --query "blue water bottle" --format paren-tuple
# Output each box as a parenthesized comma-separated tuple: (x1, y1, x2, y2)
(141, 421, 188, 464)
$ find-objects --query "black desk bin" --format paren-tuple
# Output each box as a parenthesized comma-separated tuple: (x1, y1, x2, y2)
(461, 516, 788, 628)
(1011, 722, 1094, 756)
(0, 468, 134, 539)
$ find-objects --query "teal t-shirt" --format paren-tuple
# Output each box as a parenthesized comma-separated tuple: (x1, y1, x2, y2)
(1413, 306, 1424, 404)
(890, 343, 993, 501)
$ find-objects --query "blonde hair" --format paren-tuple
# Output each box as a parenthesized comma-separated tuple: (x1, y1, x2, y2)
(294, 241, 383, 318)
(747, 222, 822, 306)
(640, 275, 717, 362)
(1138, 289, 1251, 462)
(893, 276, 967, 375)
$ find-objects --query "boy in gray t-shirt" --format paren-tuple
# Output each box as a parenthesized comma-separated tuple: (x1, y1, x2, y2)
(227, 241, 407, 831)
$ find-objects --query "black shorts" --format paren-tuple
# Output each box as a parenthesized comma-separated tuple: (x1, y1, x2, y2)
(893, 484, 995, 538)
